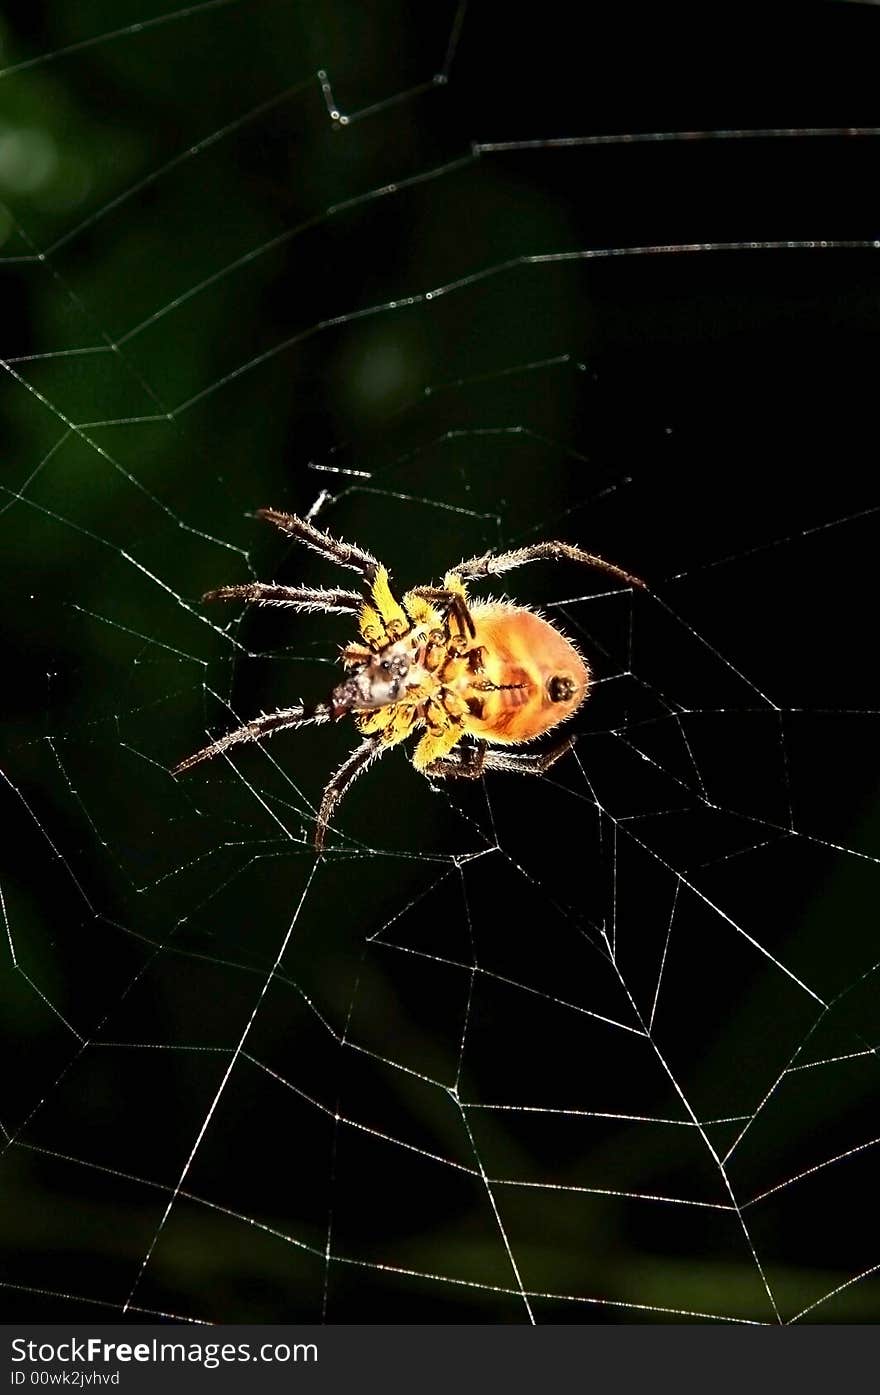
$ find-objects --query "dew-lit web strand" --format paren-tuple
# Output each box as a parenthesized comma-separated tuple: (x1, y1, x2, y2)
(648, 878, 679, 1033)
(107, 152, 478, 347)
(665, 499, 880, 585)
(372, 938, 645, 1038)
(611, 715, 880, 871)
(571, 744, 829, 1004)
(19, 1026, 789, 1231)
(720, 954, 880, 1168)
(3, 214, 176, 430)
(320, 931, 385, 1319)
(12, 996, 878, 1323)
(46, 724, 309, 897)
(0, 482, 247, 652)
(560, 698, 880, 1311)
(0, 1278, 209, 1326)
(453, 870, 476, 1092)
(0, 230, 247, 562)
(3, 113, 871, 359)
(746, 1134, 880, 1208)
(473, 126, 880, 154)
(790, 1263, 880, 1324)
(1, 882, 16, 971)
(168, 234, 880, 418)
(789, 1046, 878, 1072)
(490, 1177, 733, 1210)
(307, 364, 628, 498)
(0, 355, 243, 559)
(696, 834, 785, 871)
(4, 122, 872, 316)
(595, 880, 783, 1320)
(320, 347, 878, 571)
(0, 765, 94, 917)
(66, 603, 210, 670)
(13, 1138, 767, 1325)
(0, 433, 68, 522)
(247, 1055, 480, 1180)
(464, 1103, 751, 1128)
(2, 711, 332, 1173)
(45, 79, 313, 258)
(551, 582, 880, 872)
(455, 1096, 536, 1323)
(316, 0, 467, 124)
(0, 0, 466, 95)
(376, 844, 535, 1324)
(0, 760, 279, 1162)
(320, 787, 627, 1320)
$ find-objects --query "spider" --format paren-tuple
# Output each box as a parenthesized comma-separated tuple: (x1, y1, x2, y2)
(173, 509, 644, 849)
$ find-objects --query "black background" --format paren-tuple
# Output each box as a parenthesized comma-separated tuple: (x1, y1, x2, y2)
(1, 0, 879, 1324)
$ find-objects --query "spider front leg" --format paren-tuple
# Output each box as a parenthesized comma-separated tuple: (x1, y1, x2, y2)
(451, 541, 645, 590)
(257, 508, 410, 637)
(203, 582, 363, 614)
(258, 508, 380, 582)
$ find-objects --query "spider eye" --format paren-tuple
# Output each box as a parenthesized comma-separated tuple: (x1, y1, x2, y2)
(381, 659, 391, 671)
(547, 674, 577, 703)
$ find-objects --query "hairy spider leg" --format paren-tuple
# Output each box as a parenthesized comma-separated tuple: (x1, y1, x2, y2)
(450, 540, 645, 590)
(203, 582, 363, 613)
(315, 736, 385, 851)
(255, 507, 405, 643)
(257, 508, 380, 581)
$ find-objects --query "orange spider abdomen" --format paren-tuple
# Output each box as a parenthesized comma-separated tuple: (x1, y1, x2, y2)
(464, 603, 590, 745)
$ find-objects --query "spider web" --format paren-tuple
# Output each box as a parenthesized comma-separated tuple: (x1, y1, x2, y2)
(2, 0, 880, 1325)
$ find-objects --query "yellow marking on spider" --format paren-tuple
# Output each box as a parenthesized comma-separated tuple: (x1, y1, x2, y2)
(412, 720, 464, 771)
(401, 590, 442, 628)
(442, 571, 468, 597)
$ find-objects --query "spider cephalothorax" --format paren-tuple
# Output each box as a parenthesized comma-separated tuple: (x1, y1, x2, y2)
(174, 509, 644, 849)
